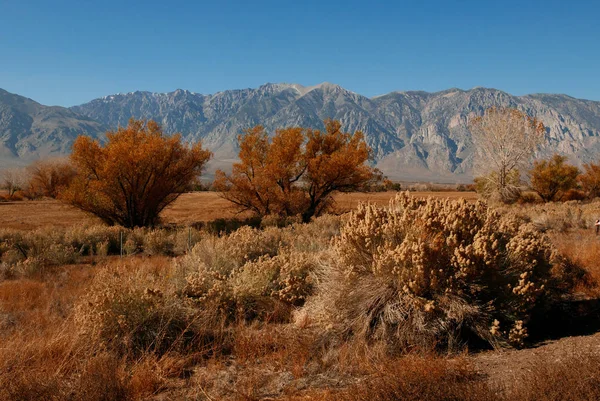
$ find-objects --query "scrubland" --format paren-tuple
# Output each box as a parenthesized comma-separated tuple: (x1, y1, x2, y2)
(1, 192, 600, 400)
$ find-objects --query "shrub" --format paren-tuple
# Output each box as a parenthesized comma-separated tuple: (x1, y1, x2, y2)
(177, 217, 339, 322)
(529, 154, 580, 202)
(474, 170, 522, 204)
(303, 192, 573, 352)
(75, 262, 202, 358)
(579, 162, 600, 198)
(27, 159, 77, 198)
(517, 192, 541, 204)
(214, 120, 381, 222)
(62, 118, 212, 227)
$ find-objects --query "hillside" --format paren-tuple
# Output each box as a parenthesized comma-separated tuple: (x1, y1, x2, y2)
(3, 84, 600, 182)
(0, 89, 106, 168)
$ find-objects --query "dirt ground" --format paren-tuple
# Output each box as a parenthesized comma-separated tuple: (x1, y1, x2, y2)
(0, 191, 478, 230)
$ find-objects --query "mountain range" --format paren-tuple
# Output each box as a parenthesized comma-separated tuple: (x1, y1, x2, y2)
(2, 83, 600, 182)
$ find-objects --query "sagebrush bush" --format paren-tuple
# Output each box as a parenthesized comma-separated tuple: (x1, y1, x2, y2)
(0, 224, 209, 279)
(303, 192, 576, 351)
(177, 216, 340, 321)
(497, 200, 596, 233)
(75, 262, 203, 358)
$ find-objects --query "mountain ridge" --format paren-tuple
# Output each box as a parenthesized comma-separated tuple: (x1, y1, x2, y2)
(2, 84, 600, 182)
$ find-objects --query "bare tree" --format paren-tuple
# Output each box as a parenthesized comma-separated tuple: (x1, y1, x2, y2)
(27, 158, 77, 198)
(1, 168, 27, 199)
(469, 107, 545, 201)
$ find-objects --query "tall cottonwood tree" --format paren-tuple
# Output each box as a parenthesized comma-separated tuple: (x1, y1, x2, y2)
(214, 120, 380, 222)
(469, 107, 545, 201)
(62, 118, 212, 227)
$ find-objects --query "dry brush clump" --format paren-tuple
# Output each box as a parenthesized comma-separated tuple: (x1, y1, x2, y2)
(302, 192, 579, 352)
(75, 260, 212, 359)
(177, 216, 340, 322)
(497, 199, 599, 233)
(0, 224, 207, 279)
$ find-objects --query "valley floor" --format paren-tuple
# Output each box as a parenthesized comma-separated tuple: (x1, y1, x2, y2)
(0, 190, 478, 230)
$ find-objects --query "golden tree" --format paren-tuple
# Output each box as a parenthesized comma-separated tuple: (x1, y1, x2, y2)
(529, 154, 579, 202)
(214, 120, 380, 222)
(62, 118, 212, 227)
(579, 162, 600, 199)
(469, 107, 545, 201)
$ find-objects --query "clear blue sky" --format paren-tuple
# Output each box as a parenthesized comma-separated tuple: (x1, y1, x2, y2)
(1, 0, 598, 106)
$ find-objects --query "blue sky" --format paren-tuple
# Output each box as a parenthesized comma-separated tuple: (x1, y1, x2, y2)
(1, 0, 598, 106)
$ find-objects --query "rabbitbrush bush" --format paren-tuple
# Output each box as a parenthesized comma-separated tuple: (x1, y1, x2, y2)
(178, 216, 340, 321)
(75, 262, 204, 358)
(304, 192, 574, 350)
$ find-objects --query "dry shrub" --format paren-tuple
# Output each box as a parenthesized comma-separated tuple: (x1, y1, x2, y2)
(0, 228, 78, 277)
(0, 260, 173, 401)
(64, 224, 122, 255)
(550, 230, 600, 293)
(0, 224, 213, 279)
(142, 229, 175, 256)
(178, 218, 339, 322)
(26, 159, 76, 198)
(75, 260, 207, 358)
(303, 192, 575, 352)
(517, 191, 541, 204)
(497, 200, 599, 233)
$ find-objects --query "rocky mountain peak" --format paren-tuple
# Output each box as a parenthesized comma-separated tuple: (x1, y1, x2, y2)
(2, 84, 600, 183)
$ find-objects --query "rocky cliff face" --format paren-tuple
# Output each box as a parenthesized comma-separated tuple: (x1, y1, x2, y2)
(71, 84, 600, 182)
(3, 84, 599, 182)
(0, 89, 105, 168)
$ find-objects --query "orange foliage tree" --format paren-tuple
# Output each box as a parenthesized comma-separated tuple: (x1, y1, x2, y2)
(214, 120, 381, 222)
(580, 162, 600, 199)
(529, 154, 580, 202)
(61, 118, 212, 227)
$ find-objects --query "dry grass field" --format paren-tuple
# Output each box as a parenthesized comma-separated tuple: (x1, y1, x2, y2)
(1, 191, 600, 401)
(0, 190, 478, 230)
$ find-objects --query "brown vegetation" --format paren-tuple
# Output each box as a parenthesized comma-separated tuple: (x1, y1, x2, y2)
(27, 158, 77, 198)
(580, 161, 600, 198)
(214, 120, 381, 222)
(1, 190, 599, 400)
(529, 154, 580, 202)
(470, 107, 545, 203)
(61, 118, 212, 227)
